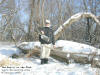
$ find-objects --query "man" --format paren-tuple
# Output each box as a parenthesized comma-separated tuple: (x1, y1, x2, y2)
(39, 20, 55, 64)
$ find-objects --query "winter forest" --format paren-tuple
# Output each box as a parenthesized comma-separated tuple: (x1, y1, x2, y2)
(0, 0, 100, 75)
(0, 0, 100, 46)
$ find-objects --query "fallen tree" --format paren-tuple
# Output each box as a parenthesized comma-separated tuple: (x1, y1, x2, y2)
(17, 45, 100, 68)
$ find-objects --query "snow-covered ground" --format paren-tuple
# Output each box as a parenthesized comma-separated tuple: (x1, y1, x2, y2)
(0, 40, 100, 75)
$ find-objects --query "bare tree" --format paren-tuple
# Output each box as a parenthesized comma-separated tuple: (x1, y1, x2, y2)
(54, 12, 100, 40)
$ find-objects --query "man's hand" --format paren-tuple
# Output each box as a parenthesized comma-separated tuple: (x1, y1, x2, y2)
(41, 31, 44, 34)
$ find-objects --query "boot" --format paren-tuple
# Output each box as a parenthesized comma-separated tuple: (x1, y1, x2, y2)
(44, 58, 48, 64)
(41, 59, 45, 64)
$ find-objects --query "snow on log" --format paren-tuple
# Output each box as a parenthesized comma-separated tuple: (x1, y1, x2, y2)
(54, 12, 100, 40)
(17, 42, 41, 54)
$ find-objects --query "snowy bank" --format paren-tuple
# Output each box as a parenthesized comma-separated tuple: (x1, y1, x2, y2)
(0, 41, 100, 75)
(0, 45, 20, 56)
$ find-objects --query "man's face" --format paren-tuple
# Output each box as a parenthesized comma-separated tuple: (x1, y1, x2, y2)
(45, 23, 50, 27)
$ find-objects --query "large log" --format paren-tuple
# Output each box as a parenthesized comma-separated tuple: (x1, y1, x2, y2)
(17, 45, 100, 68)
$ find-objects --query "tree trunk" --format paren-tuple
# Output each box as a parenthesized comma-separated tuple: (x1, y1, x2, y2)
(85, 17, 91, 42)
(26, 0, 35, 41)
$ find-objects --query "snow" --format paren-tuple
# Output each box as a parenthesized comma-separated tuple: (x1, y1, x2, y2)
(0, 57, 97, 75)
(0, 41, 100, 75)
(55, 40, 98, 53)
(0, 46, 20, 56)
(18, 41, 41, 50)
(18, 40, 99, 54)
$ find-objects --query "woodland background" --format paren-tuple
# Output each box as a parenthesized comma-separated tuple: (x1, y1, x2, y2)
(0, 0, 100, 48)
